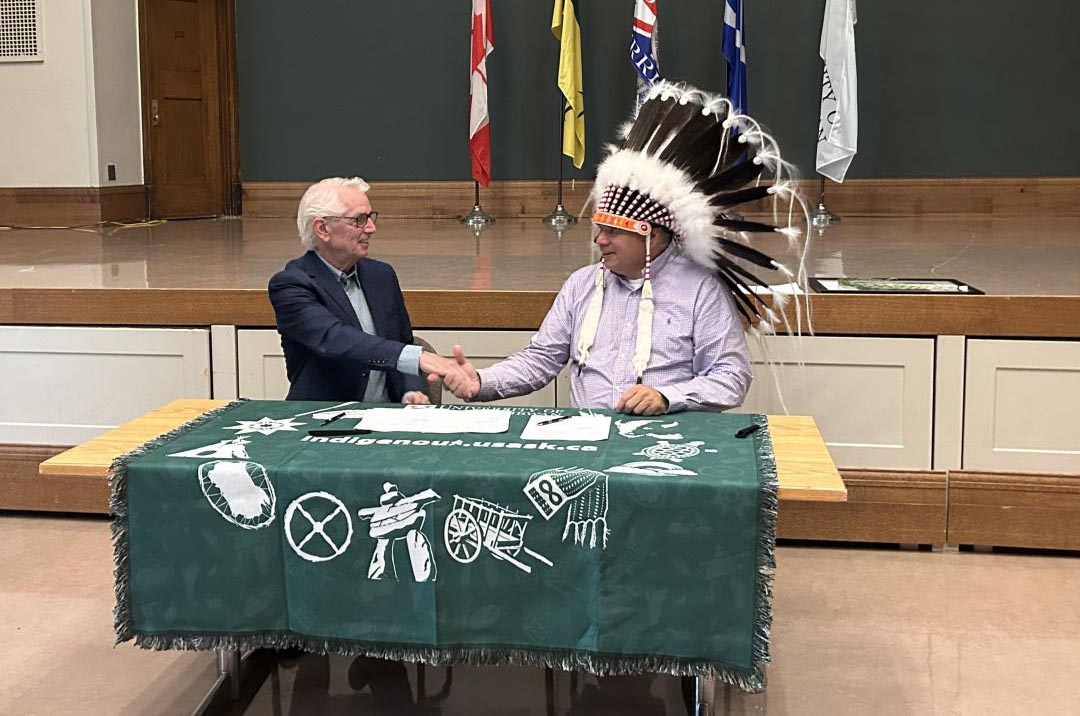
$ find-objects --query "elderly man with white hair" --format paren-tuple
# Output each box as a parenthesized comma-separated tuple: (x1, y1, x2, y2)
(269, 177, 464, 403)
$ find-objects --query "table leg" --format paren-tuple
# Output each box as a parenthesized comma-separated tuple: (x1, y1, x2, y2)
(693, 675, 715, 716)
(544, 667, 555, 716)
(219, 648, 241, 701)
(193, 647, 256, 715)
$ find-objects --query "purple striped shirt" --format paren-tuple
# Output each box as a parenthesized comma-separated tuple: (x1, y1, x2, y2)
(475, 247, 752, 412)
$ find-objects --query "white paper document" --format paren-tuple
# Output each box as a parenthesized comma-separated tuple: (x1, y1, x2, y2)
(520, 413, 612, 442)
(356, 407, 512, 434)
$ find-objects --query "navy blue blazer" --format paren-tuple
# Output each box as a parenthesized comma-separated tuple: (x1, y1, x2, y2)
(268, 250, 427, 402)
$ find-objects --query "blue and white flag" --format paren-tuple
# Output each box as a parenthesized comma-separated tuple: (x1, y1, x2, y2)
(722, 0, 747, 114)
(816, 0, 858, 182)
(630, 0, 660, 107)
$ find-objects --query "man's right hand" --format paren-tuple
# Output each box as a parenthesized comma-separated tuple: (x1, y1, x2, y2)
(443, 345, 480, 400)
(418, 351, 460, 384)
(418, 346, 480, 400)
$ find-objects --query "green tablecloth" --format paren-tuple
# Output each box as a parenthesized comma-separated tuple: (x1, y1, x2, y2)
(111, 400, 777, 691)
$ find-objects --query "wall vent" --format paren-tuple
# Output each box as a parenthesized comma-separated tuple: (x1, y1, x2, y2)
(0, 0, 43, 63)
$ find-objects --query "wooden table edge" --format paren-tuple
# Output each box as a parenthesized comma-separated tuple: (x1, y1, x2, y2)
(38, 404, 847, 502)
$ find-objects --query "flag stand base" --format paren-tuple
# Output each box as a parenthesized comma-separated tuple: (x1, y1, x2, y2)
(542, 204, 577, 232)
(460, 204, 495, 229)
(811, 202, 840, 230)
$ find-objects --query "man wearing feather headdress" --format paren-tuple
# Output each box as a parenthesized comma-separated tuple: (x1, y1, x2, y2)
(442, 82, 810, 415)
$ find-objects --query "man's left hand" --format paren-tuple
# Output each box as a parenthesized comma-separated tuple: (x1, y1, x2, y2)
(402, 391, 430, 405)
(615, 385, 669, 415)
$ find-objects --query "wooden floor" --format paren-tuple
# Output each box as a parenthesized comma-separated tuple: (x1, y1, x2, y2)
(7, 513, 1080, 715)
(1, 215, 1078, 295)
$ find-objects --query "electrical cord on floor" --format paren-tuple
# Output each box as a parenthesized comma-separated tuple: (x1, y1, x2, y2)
(0, 218, 170, 234)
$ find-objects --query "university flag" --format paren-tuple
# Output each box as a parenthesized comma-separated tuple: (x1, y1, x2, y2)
(552, 0, 585, 168)
(468, 0, 494, 186)
(722, 0, 747, 114)
(630, 0, 660, 108)
(816, 0, 858, 183)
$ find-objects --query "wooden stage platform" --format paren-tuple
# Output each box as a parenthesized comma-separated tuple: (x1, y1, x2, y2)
(1, 216, 1078, 335)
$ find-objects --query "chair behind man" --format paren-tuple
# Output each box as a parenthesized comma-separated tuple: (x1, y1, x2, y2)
(414, 336, 443, 405)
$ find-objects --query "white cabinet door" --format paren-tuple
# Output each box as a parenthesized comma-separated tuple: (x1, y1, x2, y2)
(732, 335, 934, 470)
(417, 331, 558, 408)
(0, 326, 210, 444)
(237, 330, 289, 399)
(964, 340, 1080, 473)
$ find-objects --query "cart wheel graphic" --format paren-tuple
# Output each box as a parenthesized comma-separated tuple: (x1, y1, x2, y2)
(444, 508, 482, 564)
(506, 519, 530, 557)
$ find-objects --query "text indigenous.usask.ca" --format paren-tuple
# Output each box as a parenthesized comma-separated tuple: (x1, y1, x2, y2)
(300, 435, 598, 452)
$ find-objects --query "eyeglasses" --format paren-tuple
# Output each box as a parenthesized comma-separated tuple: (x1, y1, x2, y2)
(324, 212, 378, 228)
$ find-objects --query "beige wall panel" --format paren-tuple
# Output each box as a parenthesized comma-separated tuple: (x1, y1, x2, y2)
(417, 330, 556, 408)
(237, 329, 288, 399)
(732, 335, 934, 470)
(434, 357, 555, 408)
(934, 335, 966, 471)
(964, 340, 1080, 473)
(210, 325, 238, 399)
(416, 330, 539, 358)
(0, 326, 210, 444)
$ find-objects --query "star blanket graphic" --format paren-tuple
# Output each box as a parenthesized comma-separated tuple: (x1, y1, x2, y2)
(112, 400, 777, 691)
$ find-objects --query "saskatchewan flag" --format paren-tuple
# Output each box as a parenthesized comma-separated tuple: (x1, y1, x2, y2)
(552, 0, 585, 168)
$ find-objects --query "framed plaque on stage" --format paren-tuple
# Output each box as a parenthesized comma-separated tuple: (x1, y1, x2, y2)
(808, 277, 984, 295)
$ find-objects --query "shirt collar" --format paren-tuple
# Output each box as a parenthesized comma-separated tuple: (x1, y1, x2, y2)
(315, 252, 357, 282)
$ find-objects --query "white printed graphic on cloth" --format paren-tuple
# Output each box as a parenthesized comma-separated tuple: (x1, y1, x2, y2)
(358, 483, 441, 582)
(225, 416, 305, 436)
(524, 467, 610, 550)
(606, 461, 698, 477)
(170, 437, 251, 460)
(634, 440, 704, 463)
(199, 460, 276, 529)
(285, 491, 353, 563)
(615, 419, 683, 440)
(443, 495, 553, 574)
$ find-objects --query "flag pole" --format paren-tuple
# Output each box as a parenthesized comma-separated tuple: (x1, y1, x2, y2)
(542, 98, 577, 232)
(460, 180, 495, 228)
(463, 0, 494, 229)
(811, 175, 840, 230)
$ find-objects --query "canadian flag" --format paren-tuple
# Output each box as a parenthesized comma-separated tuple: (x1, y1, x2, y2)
(468, 0, 494, 186)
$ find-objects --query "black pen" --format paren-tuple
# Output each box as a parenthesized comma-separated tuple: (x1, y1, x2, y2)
(735, 424, 762, 439)
(319, 412, 346, 426)
(308, 429, 372, 437)
(538, 415, 572, 426)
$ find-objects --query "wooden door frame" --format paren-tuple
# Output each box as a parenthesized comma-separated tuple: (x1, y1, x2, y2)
(138, 0, 241, 217)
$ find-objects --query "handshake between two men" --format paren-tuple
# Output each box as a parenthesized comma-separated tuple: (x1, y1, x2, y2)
(416, 346, 670, 416)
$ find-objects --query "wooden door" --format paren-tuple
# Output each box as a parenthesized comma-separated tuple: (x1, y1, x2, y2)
(143, 0, 225, 217)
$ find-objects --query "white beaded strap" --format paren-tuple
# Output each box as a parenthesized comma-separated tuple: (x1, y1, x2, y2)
(632, 278, 654, 381)
(632, 238, 654, 381)
(576, 265, 607, 367)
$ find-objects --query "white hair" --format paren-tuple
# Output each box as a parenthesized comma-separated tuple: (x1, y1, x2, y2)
(296, 176, 371, 249)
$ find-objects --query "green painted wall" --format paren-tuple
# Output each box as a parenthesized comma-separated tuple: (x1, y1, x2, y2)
(237, 0, 1080, 182)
